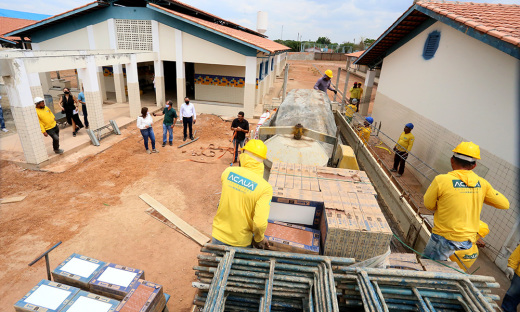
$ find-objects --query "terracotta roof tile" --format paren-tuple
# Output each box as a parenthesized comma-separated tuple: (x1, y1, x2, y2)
(345, 50, 365, 57)
(149, 3, 289, 53)
(0, 16, 35, 42)
(416, 1, 520, 47)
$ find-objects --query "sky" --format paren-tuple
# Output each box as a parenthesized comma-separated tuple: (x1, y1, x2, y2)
(0, 0, 516, 43)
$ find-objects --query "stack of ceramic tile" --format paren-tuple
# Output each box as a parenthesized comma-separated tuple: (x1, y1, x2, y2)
(264, 221, 321, 254)
(52, 253, 106, 290)
(89, 263, 144, 300)
(14, 280, 80, 312)
(115, 280, 166, 312)
(61, 290, 120, 312)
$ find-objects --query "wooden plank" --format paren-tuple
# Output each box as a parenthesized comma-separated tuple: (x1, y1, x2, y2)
(1, 196, 26, 204)
(139, 194, 210, 246)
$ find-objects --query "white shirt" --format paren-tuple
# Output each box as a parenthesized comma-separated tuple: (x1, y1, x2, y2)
(180, 102, 196, 120)
(136, 113, 153, 129)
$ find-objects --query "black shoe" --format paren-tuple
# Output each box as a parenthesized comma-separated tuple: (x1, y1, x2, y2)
(162, 142, 166, 147)
(54, 149, 64, 154)
(183, 137, 187, 141)
(73, 132, 76, 137)
(169, 142, 173, 146)
(190, 136, 194, 140)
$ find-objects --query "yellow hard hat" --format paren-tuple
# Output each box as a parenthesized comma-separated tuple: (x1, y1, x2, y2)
(325, 70, 333, 78)
(452, 141, 481, 160)
(478, 221, 489, 238)
(242, 139, 267, 160)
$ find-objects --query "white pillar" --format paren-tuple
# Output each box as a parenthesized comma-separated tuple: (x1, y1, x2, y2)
(244, 56, 256, 117)
(113, 64, 126, 103)
(361, 69, 376, 116)
(152, 21, 165, 108)
(3, 59, 48, 164)
(126, 55, 141, 118)
(108, 19, 117, 50)
(39, 72, 51, 94)
(270, 56, 276, 89)
(97, 66, 107, 101)
(175, 29, 185, 111)
(78, 56, 105, 130)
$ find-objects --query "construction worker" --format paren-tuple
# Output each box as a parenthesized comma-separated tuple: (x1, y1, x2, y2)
(502, 244, 520, 312)
(390, 123, 415, 177)
(313, 69, 337, 96)
(212, 139, 273, 249)
(35, 97, 63, 154)
(449, 221, 489, 271)
(349, 82, 364, 112)
(356, 116, 373, 145)
(345, 99, 357, 123)
(422, 142, 509, 260)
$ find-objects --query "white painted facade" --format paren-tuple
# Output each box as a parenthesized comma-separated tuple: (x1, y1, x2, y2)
(372, 21, 520, 264)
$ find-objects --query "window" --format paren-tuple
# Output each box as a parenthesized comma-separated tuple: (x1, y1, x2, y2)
(259, 62, 264, 80)
(271, 59, 274, 71)
(422, 30, 440, 60)
(264, 60, 269, 75)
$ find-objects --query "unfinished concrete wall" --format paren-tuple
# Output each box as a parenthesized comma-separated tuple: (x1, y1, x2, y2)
(194, 63, 245, 104)
(372, 21, 520, 264)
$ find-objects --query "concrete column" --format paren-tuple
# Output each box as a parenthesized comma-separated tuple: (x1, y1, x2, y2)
(78, 56, 105, 130)
(269, 56, 276, 90)
(27, 71, 44, 100)
(113, 64, 126, 103)
(342, 59, 352, 104)
(243, 56, 256, 117)
(3, 58, 48, 164)
(154, 60, 165, 107)
(361, 69, 376, 116)
(175, 29, 185, 111)
(39, 72, 51, 94)
(97, 66, 107, 101)
(126, 55, 141, 118)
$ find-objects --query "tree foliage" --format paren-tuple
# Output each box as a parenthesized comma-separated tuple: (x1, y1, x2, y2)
(316, 36, 331, 45)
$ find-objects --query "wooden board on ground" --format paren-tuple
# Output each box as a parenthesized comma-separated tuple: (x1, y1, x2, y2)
(1, 196, 26, 204)
(139, 194, 210, 246)
(145, 208, 189, 239)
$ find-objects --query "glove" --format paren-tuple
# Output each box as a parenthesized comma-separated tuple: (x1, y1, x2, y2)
(333, 90, 337, 94)
(505, 267, 515, 280)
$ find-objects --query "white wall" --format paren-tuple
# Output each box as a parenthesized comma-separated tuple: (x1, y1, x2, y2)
(92, 21, 110, 50)
(37, 28, 90, 50)
(182, 32, 247, 66)
(372, 21, 520, 262)
(194, 63, 245, 104)
(158, 23, 176, 61)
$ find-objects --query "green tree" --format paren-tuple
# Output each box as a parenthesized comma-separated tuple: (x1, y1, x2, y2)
(316, 36, 331, 45)
(275, 39, 300, 52)
(363, 38, 376, 48)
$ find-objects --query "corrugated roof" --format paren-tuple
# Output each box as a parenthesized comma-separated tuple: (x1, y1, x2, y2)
(0, 17, 35, 43)
(356, 1, 520, 66)
(149, 3, 289, 53)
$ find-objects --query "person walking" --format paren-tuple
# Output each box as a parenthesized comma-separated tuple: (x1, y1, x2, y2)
(137, 107, 158, 154)
(35, 97, 63, 154)
(153, 100, 178, 147)
(59, 87, 83, 137)
(212, 139, 272, 249)
(0, 95, 8, 132)
(390, 123, 415, 177)
(313, 69, 337, 96)
(502, 244, 520, 312)
(77, 88, 89, 129)
(356, 116, 373, 145)
(422, 141, 509, 260)
(180, 97, 196, 141)
(231, 111, 249, 163)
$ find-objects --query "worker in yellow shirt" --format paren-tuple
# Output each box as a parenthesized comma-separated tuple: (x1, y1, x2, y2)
(502, 244, 520, 312)
(422, 141, 509, 260)
(390, 123, 414, 177)
(212, 139, 273, 249)
(356, 116, 373, 145)
(35, 97, 63, 154)
(345, 99, 357, 123)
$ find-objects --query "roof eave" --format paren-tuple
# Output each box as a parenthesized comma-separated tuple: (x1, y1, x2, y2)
(0, 37, 17, 44)
(147, 4, 273, 54)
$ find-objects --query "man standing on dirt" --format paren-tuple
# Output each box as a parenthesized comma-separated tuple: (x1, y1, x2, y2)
(153, 100, 177, 147)
(390, 123, 415, 177)
(35, 97, 63, 154)
(180, 97, 196, 141)
(422, 141, 509, 261)
(231, 111, 249, 163)
(212, 139, 272, 249)
(314, 69, 337, 96)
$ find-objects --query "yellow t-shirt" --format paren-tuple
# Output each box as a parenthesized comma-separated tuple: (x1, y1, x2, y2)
(35, 106, 56, 133)
(508, 244, 520, 276)
(357, 126, 371, 145)
(345, 104, 357, 118)
(424, 170, 509, 242)
(395, 131, 415, 152)
(212, 153, 273, 246)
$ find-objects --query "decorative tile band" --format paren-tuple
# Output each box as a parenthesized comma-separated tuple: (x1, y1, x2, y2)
(195, 74, 245, 88)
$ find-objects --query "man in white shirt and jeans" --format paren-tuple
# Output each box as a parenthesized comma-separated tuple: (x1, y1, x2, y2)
(180, 97, 196, 141)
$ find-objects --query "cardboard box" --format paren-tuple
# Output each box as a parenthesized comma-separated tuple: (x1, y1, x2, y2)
(61, 290, 120, 312)
(265, 221, 320, 254)
(270, 188, 324, 228)
(14, 279, 80, 312)
(89, 263, 144, 300)
(116, 280, 165, 312)
(52, 253, 106, 291)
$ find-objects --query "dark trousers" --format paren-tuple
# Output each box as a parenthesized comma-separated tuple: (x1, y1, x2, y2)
(46, 125, 60, 151)
(183, 116, 193, 139)
(502, 273, 520, 312)
(233, 138, 246, 161)
(393, 150, 408, 175)
(82, 104, 89, 128)
(140, 128, 156, 150)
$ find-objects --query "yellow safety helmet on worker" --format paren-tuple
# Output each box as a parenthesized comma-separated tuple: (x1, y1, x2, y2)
(324, 70, 333, 78)
(452, 141, 481, 161)
(242, 139, 267, 160)
(449, 221, 490, 271)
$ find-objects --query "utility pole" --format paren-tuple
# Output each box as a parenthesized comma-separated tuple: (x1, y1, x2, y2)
(281, 25, 283, 40)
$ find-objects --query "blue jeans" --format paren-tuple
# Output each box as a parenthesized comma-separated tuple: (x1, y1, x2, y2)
(233, 138, 245, 161)
(211, 237, 251, 248)
(422, 233, 472, 261)
(0, 106, 5, 129)
(162, 123, 173, 143)
(140, 127, 156, 150)
(502, 273, 520, 312)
